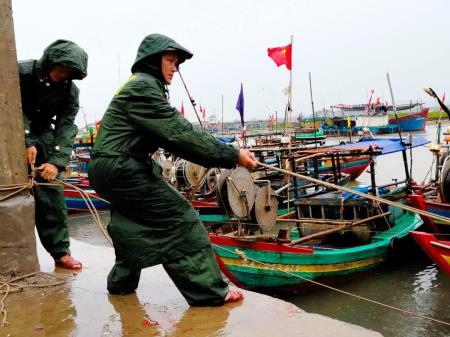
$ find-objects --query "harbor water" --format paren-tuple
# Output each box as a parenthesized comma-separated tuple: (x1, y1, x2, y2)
(281, 122, 450, 337)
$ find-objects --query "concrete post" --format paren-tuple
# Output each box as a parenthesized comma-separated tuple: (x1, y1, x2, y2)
(0, 0, 39, 274)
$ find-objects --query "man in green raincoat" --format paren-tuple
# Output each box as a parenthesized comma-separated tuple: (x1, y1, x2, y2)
(89, 33, 256, 306)
(20, 40, 88, 269)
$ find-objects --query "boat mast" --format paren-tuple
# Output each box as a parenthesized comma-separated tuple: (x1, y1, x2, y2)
(386, 72, 410, 183)
(221, 93, 224, 135)
(289, 35, 293, 127)
(308, 72, 317, 149)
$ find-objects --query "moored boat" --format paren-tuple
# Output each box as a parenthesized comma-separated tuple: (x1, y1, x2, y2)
(209, 210, 422, 291)
(63, 176, 109, 211)
(208, 176, 423, 291)
(410, 231, 450, 275)
(64, 188, 109, 211)
(387, 108, 429, 132)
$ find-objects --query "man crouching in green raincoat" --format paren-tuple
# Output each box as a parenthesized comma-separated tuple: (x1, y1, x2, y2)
(88, 33, 256, 306)
(20, 40, 88, 269)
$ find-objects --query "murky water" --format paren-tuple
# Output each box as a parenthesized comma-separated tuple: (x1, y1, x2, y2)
(282, 122, 450, 337)
(64, 123, 450, 337)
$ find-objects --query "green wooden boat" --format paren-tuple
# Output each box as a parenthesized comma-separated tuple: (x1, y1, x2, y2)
(294, 129, 326, 141)
(209, 207, 422, 291)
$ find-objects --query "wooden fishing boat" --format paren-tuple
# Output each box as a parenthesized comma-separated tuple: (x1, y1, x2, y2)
(63, 176, 109, 211)
(410, 231, 450, 275)
(209, 210, 422, 291)
(315, 156, 370, 180)
(208, 178, 423, 291)
(64, 188, 109, 211)
(405, 135, 450, 233)
(322, 107, 428, 135)
(407, 192, 450, 233)
(387, 108, 429, 132)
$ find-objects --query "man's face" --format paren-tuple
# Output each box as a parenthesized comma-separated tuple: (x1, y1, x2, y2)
(49, 65, 72, 82)
(161, 52, 178, 85)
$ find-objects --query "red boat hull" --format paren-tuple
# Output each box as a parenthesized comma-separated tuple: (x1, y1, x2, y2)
(410, 231, 450, 275)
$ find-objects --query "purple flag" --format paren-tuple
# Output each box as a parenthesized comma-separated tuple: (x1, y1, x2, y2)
(236, 83, 244, 127)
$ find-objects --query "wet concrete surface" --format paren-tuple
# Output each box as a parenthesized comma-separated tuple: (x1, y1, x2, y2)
(1, 224, 384, 337)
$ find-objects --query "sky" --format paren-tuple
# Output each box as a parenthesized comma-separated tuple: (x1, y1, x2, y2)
(11, 0, 450, 127)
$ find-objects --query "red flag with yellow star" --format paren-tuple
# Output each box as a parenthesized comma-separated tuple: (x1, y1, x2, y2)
(267, 44, 292, 70)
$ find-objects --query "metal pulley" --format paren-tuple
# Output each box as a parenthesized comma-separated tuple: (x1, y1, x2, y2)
(227, 167, 256, 218)
(216, 169, 233, 212)
(160, 159, 177, 186)
(175, 159, 206, 188)
(252, 184, 278, 231)
(204, 168, 221, 195)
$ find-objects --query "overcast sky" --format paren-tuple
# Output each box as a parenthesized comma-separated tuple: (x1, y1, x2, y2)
(11, 0, 450, 127)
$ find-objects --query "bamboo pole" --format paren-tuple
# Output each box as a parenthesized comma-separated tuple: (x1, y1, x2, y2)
(278, 218, 353, 225)
(293, 152, 324, 163)
(276, 210, 296, 220)
(289, 212, 391, 245)
(256, 161, 450, 224)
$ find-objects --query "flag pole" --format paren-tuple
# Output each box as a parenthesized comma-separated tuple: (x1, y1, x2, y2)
(289, 35, 293, 127)
(221, 93, 224, 135)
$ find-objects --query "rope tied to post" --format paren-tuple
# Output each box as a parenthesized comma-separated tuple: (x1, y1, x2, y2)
(0, 167, 112, 328)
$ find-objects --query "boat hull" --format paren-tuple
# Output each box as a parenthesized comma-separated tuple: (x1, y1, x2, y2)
(387, 108, 429, 132)
(210, 212, 422, 290)
(410, 231, 450, 275)
(64, 189, 109, 211)
(407, 194, 450, 233)
(318, 157, 370, 180)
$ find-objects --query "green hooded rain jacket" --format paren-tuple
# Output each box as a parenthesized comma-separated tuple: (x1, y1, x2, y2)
(19, 39, 88, 258)
(89, 34, 238, 305)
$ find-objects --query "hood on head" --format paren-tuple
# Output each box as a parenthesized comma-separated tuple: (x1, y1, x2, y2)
(131, 33, 193, 75)
(39, 39, 88, 80)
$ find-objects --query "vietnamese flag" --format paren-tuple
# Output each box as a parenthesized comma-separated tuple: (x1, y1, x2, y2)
(267, 44, 292, 70)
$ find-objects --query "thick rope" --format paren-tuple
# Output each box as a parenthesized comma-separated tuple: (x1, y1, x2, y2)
(54, 178, 112, 246)
(0, 170, 112, 327)
(256, 161, 450, 224)
(0, 272, 67, 327)
(212, 243, 450, 327)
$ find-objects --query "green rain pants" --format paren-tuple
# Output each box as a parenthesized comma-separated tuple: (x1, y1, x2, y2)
(89, 155, 228, 306)
(32, 143, 70, 259)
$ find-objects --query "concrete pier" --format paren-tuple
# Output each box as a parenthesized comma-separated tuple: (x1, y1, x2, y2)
(1, 219, 383, 337)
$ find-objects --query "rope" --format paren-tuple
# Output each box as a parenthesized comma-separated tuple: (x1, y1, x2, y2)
(0, 170, 113, 327)
(0, 271, 68, 327)
(54, 178, 112, 246)
(211, 243, 450, 327)
(256, 161, 450, 224)
(0, 180, 33, 202)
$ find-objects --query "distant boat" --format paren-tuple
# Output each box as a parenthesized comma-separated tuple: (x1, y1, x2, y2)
(322, 107, 429, 135)
(387, 108, 429, 132)
(331, 102, 422, 112)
